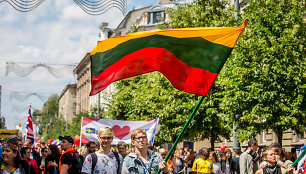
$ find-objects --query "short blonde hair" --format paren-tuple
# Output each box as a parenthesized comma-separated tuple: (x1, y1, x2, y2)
(98, 126, 114, 137)
(131, 129, 147, 140)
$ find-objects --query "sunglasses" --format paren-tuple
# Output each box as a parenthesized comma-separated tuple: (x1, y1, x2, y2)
(99, 137, 113, 140)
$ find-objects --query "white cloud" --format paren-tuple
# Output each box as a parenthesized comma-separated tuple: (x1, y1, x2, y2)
(0, 0, 158, 129)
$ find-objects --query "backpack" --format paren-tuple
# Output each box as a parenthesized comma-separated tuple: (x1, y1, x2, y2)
(70, 151, 85, 174)
(90, 151, 121, 174)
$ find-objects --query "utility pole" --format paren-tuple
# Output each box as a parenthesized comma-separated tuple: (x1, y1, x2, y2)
(233, 0, 241, 151)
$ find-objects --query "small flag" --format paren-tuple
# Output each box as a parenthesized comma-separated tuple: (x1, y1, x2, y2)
(25, 103, 34, 147)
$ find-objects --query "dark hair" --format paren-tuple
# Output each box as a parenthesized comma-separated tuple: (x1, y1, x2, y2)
(20, 147, 30, 158)
(199, 147, 208, 154)
(86, 141, 96, 148)
(209, 151, 218, 162)
(117, 141, 126, 148)
(225, 149, 233, 162)
(269, 142, 281, 152)
(248, 139, 257, 147)
(41, 147, 47, 154)
(48, 144, 61, 157)
(4, 140, 22, 166)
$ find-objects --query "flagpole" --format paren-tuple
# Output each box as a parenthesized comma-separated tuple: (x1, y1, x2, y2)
(79, 117, 83, 150)
(156, 96, 205, 174)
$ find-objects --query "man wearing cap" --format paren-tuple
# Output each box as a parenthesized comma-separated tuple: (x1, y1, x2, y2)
(59, 136, 78, 174)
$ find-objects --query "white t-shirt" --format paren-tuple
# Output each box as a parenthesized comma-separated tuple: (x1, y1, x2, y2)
(213, 162, 222, 174)
(81, 151, 122, 174)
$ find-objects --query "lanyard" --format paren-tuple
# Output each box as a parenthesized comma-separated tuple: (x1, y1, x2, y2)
(136, 152, 154, 174)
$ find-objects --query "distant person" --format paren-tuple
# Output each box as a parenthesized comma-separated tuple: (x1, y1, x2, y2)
(255, 147, 294, 174)
(0, 138, 5, 160)
(24, 139, 40, 166)
(220, 149, 234, 174)
(191, 147, 213, 174)
(21, 147, 39, 174)
(173, 150, 185, 174)
(117, 141, 127, 159)
(233, 148, 240, 174)
(159, 148, 174, 174)
(45, 144, 61, 174)
(209, 151, 221, 174)
(38, 147, 48, 174)
(240, 139, 259, 174)
(59, 136, 81, 174)
(82, 141, 96, 159)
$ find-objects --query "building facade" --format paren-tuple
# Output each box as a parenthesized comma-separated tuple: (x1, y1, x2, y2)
(74, 53, 91, 114)
(58, 84, 76, 123)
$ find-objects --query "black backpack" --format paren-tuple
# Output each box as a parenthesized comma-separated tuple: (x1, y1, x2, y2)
(90, 151, 121, 174)
(70, 151, 85, 174)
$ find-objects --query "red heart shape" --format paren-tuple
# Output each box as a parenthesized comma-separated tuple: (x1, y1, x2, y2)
(112, 125, 130, 140)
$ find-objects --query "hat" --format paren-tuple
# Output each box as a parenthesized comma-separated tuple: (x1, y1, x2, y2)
(59, 136, 74, 144)
(6, 135, 19, 143)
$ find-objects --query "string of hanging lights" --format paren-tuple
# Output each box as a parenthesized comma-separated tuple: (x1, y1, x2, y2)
(10, 91, 50, 102)
(0, 0, 127, 16)
(5, 62, 76, 78)
(0, 0, 45, 12)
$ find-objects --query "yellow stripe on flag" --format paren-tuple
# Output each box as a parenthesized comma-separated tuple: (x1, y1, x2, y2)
(91, 18, 249, 55)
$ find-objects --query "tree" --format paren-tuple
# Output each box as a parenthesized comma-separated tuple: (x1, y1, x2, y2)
(217, 0, 305, 144)
(104, 0, 239, 147)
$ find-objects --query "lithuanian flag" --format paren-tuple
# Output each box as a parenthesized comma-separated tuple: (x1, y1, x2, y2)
(90, 18, 248, 96)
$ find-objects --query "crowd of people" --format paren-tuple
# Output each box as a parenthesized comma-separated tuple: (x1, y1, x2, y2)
(0, 127, 304, 174)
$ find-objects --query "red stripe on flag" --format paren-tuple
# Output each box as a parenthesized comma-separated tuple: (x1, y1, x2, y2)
(90, 47, 218, 96)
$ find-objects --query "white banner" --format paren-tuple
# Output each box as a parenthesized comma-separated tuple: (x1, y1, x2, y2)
(81, 117, 159, 145)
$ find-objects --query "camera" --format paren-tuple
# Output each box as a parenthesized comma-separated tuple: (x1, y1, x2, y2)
(249, 150, 261, 163)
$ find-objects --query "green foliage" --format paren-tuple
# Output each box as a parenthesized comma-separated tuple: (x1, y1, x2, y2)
(34, 94, 94, 141)
(166, 0, 238, 28)
(217, 0, 305, 142)
(106, 72, 231, 145)
(106, 0, 305, 145)
(105, 0, 238, 146)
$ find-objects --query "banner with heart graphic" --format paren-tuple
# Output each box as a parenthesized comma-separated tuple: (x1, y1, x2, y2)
(80, 117, 159, 145)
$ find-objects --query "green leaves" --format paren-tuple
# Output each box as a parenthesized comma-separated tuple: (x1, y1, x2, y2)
(219, 0, 305, 142)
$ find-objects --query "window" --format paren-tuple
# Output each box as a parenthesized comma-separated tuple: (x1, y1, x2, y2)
(152, 11, 162, 23)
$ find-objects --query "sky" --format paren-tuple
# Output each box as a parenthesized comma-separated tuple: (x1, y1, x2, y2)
(0, 0, 159, 129)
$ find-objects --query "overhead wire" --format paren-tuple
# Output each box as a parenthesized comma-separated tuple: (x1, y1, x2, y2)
(0, 0, 127, 15)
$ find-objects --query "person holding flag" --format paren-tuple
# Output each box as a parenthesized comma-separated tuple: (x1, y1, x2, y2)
(122, 129, 169, 174)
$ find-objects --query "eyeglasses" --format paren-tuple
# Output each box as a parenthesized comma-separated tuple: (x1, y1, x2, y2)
(99, 137, 113, 140)
(134, 136, 147, 141)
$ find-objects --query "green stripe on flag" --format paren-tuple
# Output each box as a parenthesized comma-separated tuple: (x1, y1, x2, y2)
(91, 34, 232, 77)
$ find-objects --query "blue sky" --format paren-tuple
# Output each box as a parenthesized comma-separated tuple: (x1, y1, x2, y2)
(0, 0, 159, 129)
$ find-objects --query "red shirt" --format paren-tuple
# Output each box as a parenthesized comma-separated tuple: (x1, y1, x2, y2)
(26, 158, 40, 174)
